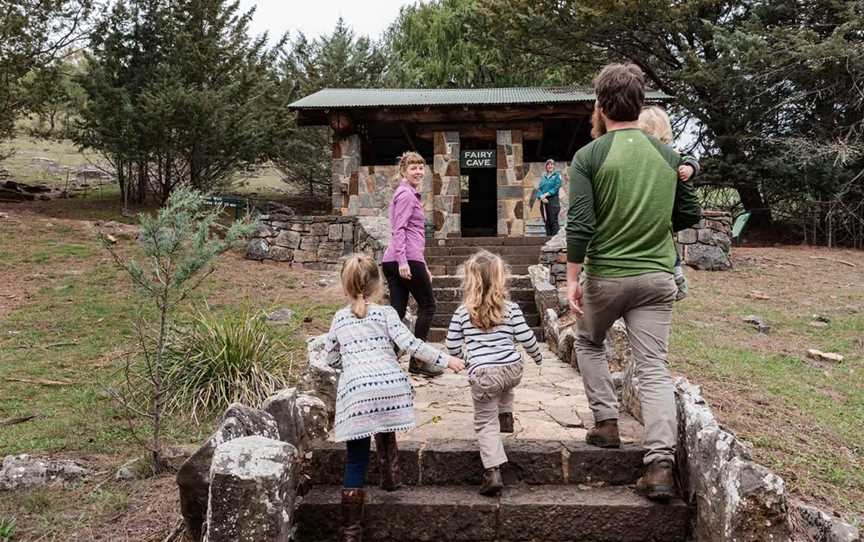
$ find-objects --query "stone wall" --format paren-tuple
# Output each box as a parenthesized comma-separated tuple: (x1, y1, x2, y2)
(496, 130, 526, 236)
(540, 210, 734, 286)
(433, 131, 461, 238)
(245, 214, 389, 269)
(676, 210, 733, 271)
(331, 134, 361, 214)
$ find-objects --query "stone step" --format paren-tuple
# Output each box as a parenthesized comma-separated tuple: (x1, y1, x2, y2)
(427, 326, 545, 342)
(432, 288, 536, 303)
(430, 311, 540, 328)
(296, 484, 688, 542)
(433, 236, 550, 247)
(426, 254, 540, 267)
(306, 439, 646, 488)
(425, 245, 544, 258)
(430, 264, 532, 276)
(432, 275, 532, 289)
(432, 300, 538, 318)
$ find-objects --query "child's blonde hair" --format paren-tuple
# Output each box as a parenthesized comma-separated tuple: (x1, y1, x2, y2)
(340, 254, 382, 319)
(638, 105, 673, 144)
(397, 151, 425, 176)
(461, 250, 509, 330)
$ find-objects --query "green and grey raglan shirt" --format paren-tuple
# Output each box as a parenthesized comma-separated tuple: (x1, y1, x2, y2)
(566, 128, 702, 278)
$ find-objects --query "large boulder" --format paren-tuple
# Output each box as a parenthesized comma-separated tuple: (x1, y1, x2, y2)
(177, 404, 279, 541)
(300, 335, 340, 416)
(794, 501, 860, 542)
(676, 380, 792, 542)
(0, 455, 91, 490)
(262, 389, 331, 452)
(685, 243, 732, 271)
(204, 436, 297, 542)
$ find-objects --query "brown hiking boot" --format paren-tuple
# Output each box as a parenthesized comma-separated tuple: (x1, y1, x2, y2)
(479, 467, 504, 496)
(408, 357, 444, 377)
(498, 412, 514, 434)
(586, 419, 621, 448)
(374, 432, 401, 491)
(635, 459, 677, 501)
(341, 488, 365, 542)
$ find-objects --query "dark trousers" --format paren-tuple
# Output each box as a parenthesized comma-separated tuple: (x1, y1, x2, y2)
(344, 436, 371, 488)
(540, 195, 560, 236)
(382, 260, 436, 342)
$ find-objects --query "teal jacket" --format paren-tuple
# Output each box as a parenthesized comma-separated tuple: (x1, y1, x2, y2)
(538, 171, 562, 199)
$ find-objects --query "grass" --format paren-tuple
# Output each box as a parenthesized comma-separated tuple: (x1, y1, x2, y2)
(670, 251, 864, 519)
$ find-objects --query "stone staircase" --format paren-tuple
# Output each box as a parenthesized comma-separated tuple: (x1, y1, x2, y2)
(424, 236, 548, 343)
(294, 344, 690, 542)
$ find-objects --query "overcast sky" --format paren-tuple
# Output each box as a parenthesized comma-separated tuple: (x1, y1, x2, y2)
(238, 0, 413, 42)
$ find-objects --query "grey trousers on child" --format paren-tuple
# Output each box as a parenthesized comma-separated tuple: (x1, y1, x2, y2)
(575, 271, 678, 465)
(469, 363, 524, 469)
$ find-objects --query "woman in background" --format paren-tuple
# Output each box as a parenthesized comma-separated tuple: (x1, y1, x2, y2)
(537, 159, 562, 236)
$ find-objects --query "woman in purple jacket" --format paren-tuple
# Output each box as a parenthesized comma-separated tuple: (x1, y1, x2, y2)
(381, 151, 443, 378)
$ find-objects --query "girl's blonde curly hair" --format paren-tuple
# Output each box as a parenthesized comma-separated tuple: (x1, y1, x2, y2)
(461, 250, 509, 331)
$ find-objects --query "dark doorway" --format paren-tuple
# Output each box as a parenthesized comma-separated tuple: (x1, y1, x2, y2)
(460, 166, 497, 237)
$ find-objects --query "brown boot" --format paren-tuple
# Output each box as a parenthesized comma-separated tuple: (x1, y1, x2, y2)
(341, 488, 365, 542)
(479, 467, 504, 496)
(373, 432, 401, 491)
(635, 459, 677, 501)
(586, 419, 621, 448)
(498, 412, 514, 433)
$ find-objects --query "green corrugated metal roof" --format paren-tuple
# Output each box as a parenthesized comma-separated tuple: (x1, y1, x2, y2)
(289, 87, 670, 109)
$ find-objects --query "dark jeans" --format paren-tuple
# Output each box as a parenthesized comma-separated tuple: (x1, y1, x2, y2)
(540, 195, 560, 236)
(382, 260, 436, 342)
(344, 436, 371, 488)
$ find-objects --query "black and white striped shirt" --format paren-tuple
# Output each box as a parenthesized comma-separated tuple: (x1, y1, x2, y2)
(445, 301, 542, 375)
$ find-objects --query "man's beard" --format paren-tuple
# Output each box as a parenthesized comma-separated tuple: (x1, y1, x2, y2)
(590, 107, 606, 139)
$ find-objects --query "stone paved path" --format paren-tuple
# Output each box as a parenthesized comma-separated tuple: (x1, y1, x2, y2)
(401, 343, 644, 444)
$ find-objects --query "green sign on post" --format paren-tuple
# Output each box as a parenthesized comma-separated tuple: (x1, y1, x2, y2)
(460, 149, 496, 169)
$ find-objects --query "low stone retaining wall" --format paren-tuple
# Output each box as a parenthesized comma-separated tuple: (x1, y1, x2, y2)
(245, 213, 389, 269)
(539, 210, 734, 286)
(530, 262, 859, 541)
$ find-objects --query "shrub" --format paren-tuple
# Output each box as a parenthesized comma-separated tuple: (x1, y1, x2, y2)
(163, 306, 294, 421)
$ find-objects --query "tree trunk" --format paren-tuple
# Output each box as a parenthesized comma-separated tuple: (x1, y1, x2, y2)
(718, 138, 772, 228)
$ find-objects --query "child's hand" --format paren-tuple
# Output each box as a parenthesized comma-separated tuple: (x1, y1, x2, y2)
(678, 164, 695, 182)
(447, 356, 466, 373)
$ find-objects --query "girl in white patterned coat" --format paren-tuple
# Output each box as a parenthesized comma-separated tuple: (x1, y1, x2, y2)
(323, 254, 465, 542)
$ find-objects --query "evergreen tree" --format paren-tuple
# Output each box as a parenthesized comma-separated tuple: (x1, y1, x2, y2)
(76, 0, 289, 205)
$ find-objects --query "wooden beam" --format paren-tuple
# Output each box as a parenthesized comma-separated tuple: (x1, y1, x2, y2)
(414, 122, 543, 141)
(349, 104, 593, 125)
(399, 122, 417, 152)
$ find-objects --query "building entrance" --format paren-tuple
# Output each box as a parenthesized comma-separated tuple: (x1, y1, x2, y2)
(459, 139, 498, 237)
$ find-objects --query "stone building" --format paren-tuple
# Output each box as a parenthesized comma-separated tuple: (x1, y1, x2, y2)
(289, 87, 668, 239)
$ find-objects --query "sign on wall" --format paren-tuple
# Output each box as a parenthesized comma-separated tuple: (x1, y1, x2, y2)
(460, 149, 496, 169)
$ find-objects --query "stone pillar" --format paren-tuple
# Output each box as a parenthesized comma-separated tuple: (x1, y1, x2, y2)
(496, 130, 525, 236)
(432, 131, 460, 239)
(331, 134, 360, 215)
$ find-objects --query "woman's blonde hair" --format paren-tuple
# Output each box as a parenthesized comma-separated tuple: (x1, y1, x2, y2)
(638, 105, 673, 144)
(461, 250, 509, 330)
(397, 151, 425, 176)
(340, 254, 382, 319)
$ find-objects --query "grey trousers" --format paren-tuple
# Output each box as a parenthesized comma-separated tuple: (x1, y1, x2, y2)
(575, 272, 678, 465)
(469, 363, 524, 469)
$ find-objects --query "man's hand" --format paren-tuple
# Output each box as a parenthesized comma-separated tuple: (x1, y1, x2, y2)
(678, 164, 695, 182)
(399, 263, 412, 280)
(567, 281, 584, 316)
(566, 262, 584, 317)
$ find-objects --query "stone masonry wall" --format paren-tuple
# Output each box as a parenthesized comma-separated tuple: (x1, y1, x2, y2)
(497, 130, 525, 236)
(331, 134, 361, 214)
(540, 210, 734, 286)
(245, 214, 389, 270)
(433, 131, 461, 238)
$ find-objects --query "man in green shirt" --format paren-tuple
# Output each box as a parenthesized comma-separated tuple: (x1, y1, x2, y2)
(566, 63, 701, 501)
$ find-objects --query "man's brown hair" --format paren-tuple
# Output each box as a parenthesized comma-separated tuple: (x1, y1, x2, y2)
(593, 63, 646, 122)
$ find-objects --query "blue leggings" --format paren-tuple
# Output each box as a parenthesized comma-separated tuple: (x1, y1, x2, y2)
(344, 437, 371, 488)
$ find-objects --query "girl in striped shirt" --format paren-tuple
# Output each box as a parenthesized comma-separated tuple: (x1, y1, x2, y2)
(445, 250, 543, 496)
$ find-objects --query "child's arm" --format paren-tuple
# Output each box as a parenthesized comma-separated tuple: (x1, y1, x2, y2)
(323, 317, 342, 368)
(385, 307, 464, 372)
(678, 155, 700, 182)
(511, 304, 543, 364)
(444, 308, 465, 358)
